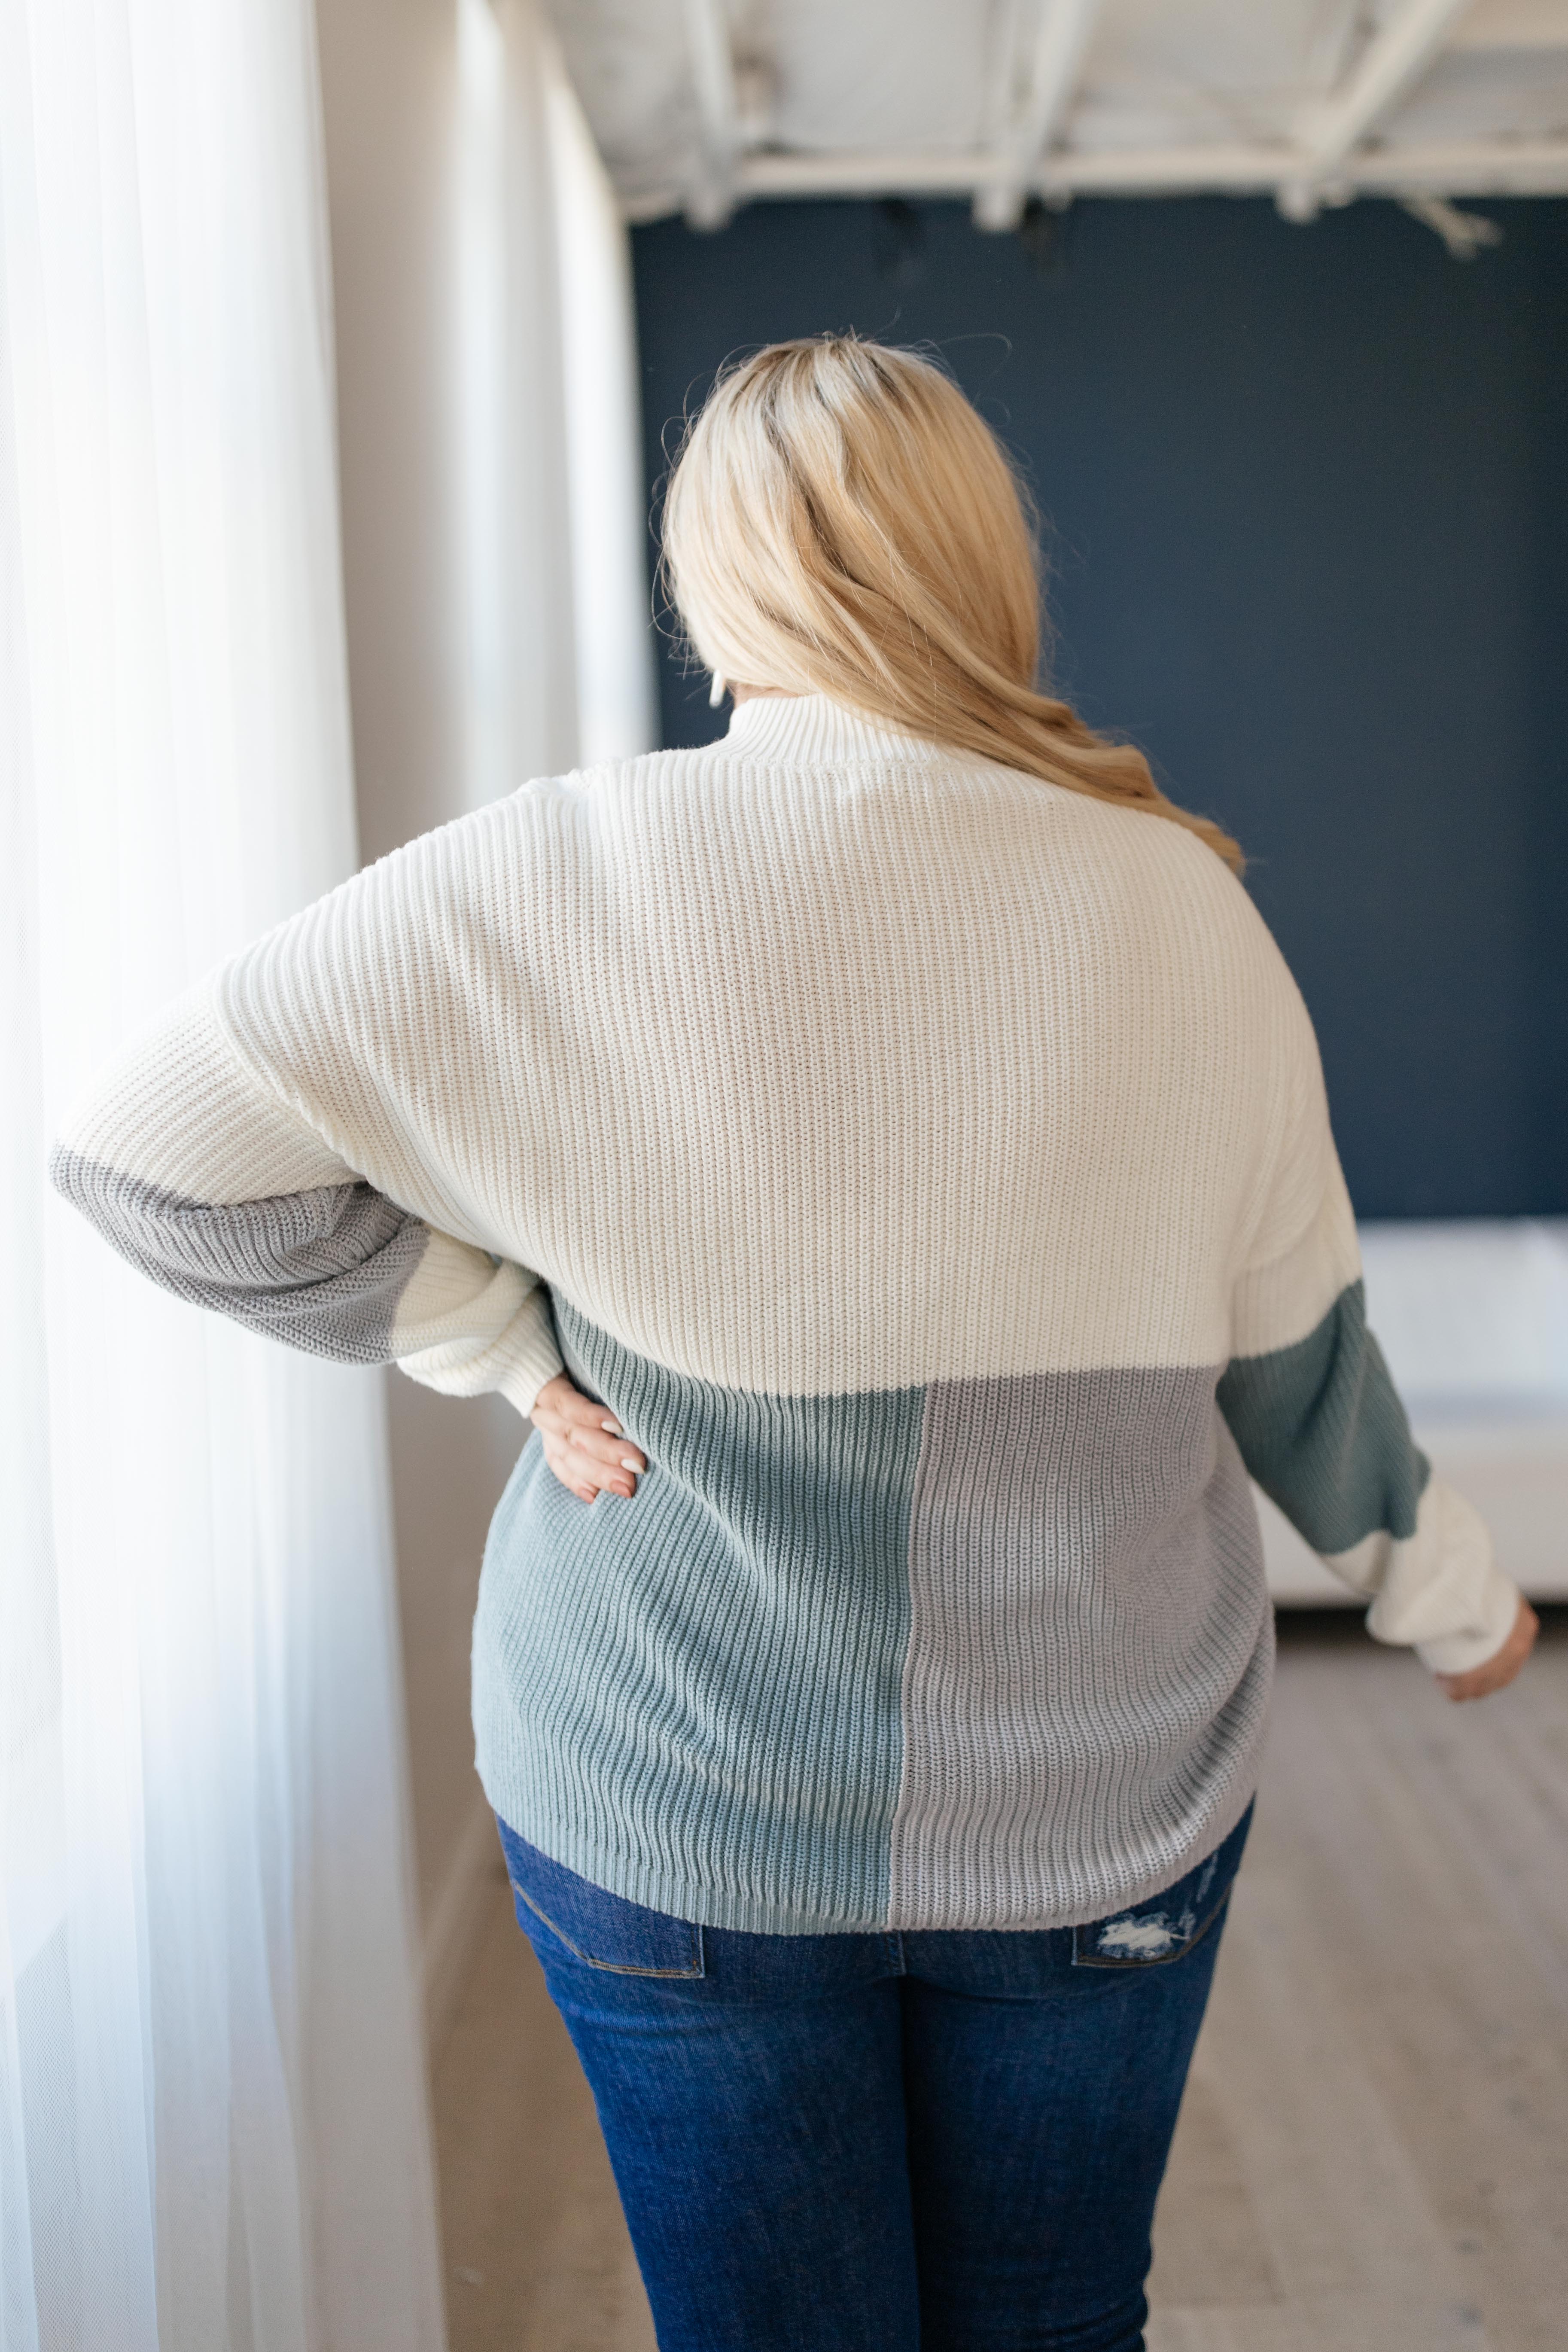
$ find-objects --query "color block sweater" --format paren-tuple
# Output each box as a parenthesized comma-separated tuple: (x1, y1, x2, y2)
(52, 695, 1520, 1933)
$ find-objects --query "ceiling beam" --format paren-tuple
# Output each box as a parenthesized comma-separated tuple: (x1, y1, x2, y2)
(974, 0, 1105, 231)
(681, 0, 740, 228)
(609, 134, 1568, 216)
(1281, 0, 1478, 216)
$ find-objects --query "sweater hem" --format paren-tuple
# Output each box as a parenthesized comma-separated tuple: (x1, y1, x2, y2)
(473, 1751, 1262, 1938)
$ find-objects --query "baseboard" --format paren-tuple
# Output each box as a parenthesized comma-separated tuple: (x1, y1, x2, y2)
(422, 1785, 506, 2060)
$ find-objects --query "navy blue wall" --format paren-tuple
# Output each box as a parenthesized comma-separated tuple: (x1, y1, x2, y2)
(630, 197, 1568, 1219)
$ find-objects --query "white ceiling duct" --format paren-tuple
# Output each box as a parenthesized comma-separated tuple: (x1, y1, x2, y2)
(539, 0, 1568, 233)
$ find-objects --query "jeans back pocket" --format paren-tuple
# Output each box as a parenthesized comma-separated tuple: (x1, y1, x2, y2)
(1072, 1801, 1252, 1970)
(496, 1820, 705, 1978)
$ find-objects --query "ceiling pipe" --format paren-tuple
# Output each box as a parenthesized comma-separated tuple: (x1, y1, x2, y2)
(974, 0, 1105, 232)
(1279, 0, 1479, 221)
(636, 135, 1564, 210)
(1397, 191, 1504, 256)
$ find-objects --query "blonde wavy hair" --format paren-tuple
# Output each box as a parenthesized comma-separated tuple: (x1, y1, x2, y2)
(662, 335, 1243, 874)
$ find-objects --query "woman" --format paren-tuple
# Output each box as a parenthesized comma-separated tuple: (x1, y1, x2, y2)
(54, 336, 1535, 2352)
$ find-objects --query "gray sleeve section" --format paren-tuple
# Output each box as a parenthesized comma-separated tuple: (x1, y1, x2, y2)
(49, 1146, 429, 1365)
(1217, 1278, 1429, 1554)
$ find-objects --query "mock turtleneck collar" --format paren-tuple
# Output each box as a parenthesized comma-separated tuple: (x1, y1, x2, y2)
(721, 693, 949, 766)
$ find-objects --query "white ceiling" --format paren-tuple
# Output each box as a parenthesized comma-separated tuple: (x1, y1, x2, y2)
(541, 0, 1568, 233)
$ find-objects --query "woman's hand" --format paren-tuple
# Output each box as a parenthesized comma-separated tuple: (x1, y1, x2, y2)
(1436, 1595, 1539, 1703)
(531, 1371, 647, 1505)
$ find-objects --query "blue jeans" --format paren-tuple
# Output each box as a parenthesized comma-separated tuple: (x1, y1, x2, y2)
(496, 1805, 1252, 2352)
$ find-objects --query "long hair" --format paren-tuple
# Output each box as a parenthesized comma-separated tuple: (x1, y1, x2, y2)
(661, 335, 1243, 874)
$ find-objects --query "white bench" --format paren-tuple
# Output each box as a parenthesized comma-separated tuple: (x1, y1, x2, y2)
(1260, 1219, 1568, 1605)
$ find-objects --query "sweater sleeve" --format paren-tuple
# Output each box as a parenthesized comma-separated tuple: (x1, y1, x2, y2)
(1217, 1016, 1520, 1679)
(49, 976, 565, 1422)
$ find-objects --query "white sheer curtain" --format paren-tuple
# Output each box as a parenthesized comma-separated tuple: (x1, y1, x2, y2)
(0, 1, 446, 2346)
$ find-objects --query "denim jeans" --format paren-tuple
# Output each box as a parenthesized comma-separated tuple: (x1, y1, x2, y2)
(496, 1804, 1252, 2352)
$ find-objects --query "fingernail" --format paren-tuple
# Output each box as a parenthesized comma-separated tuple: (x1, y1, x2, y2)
(601, 1419, 624, 1436)
(621, 1456, 642, 1472)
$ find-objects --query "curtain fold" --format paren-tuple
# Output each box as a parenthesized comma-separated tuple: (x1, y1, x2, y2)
(0, 1, 448, 2345)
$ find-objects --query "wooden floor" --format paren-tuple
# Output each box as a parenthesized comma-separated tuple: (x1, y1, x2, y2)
(432, 1612, 1568, 2352)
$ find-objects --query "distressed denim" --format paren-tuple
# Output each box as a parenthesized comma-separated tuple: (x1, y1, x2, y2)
(496, 1804, 1252, 2352)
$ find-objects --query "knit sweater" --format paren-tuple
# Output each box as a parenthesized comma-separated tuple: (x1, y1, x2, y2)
(52, 693, 1520, 1933)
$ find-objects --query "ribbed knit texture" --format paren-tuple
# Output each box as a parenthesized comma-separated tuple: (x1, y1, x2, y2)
(52, 694, 1520, 1929)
